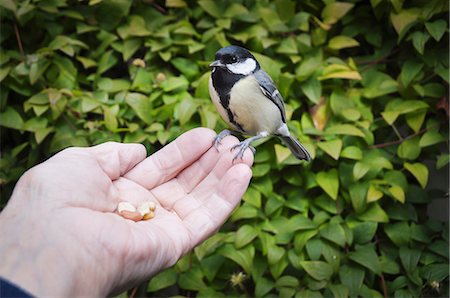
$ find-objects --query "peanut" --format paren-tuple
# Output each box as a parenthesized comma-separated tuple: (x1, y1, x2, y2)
(137, 201, 156, 220)
(117, 201, 136, 213)
(119, 210, 143, 222)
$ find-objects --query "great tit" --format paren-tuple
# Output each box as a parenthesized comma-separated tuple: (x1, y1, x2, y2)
(208, 45, 311, 161)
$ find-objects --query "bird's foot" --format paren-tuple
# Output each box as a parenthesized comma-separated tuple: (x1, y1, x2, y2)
(230, 139, 255, 161)
(213, 129, 232, 151)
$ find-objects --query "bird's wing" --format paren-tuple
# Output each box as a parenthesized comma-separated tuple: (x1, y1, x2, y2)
(254, 70, 287, 123)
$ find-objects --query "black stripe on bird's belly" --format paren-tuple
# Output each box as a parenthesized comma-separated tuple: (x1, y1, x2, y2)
(212, 68, 245, 132)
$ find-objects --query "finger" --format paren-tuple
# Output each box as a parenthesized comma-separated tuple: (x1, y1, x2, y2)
(188, 140, 254, 203)
(180, 163, 252, 245)
(150, 135, 245, 209)
(89, 142, 147, 180)
(124, 128, 216, 189)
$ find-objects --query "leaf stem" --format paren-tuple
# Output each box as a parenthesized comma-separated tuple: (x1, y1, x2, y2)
(391, 124, 404, 140)
(370, 125, 433, 149)
(380, 273, 388, 298)
(14, 23, 26, 62)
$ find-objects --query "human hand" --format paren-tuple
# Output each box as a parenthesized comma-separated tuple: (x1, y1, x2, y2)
(0, 128, 253, 297)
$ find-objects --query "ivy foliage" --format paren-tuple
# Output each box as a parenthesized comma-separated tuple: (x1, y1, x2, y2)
(1, 0, 449, 297)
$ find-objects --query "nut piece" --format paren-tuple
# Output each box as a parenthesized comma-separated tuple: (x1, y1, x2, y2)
(117, 201, 136, 213)
(142, 211, 155, 220)
(120, 210, 144, 222)
(137, 201, 157, 220)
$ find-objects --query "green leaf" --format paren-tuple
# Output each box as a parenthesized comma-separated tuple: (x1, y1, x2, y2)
(328, 36, 359, 50)
(318, 139, 342, 160)
(306, 239, 323, 260)
(0, 107, 24, 130)
(174, 97, 197, 125)
(126, 93, 153, 124)
(316, 169, 339, 200)
(341, 146, 363, 160)
(362, 70, 398, 98)
(349, 245, 381, 275)
(384, 222, 410, 246)
(367, 184, 383, 203)
(0, 0, 17, 12)
(231, 204, 258, 221)
(339, 265, 365, 296)
(172, 58, 199, 80)
(397, 137, 421, 160)
(420, 264, 449, 282)
(356, 203, 389, 223)
(404, 162, 428, 188)
(322, 2, 354, 25)
(425, 19, 447, 41)
(399, 247, 421, 273)
(117, 15, 151, 39)
(400, 60, 423, 87)
(166, 0, 186, 7)
(411, 31, 430, 55)
(198, 0, 222, 18)
(301, 76, 322, 104)
(148, 268, 177, 292)
(219, 244, 254, 274)
(178, 267, 207, 291)
(268, 245, 285, 265)
(320, 222, 346, 247)
(255, 277, 275, 297)
(328, 284, 349, 298)
(242, 186, 261, 208)
(405, 111, 426, 133)
(160, 76, 189, 92)
(350, 221, 378, 244)
(276, 275, 299, 288)
(419, 130, 446, 147)
(390, 9, 420, 40)
(319, 64, 362, 81)
(349, 183, 368, 213)
(436, 154, 449, 170)
(300, 261, 333, 281)
(235, 225, 258, 249)
(102, 105, 118, 132)
(325, 124, 365, 137)
(388, 185, 405, 203)
(276, 36, 298, 54)
(353, 162, 370, 180)
(97, 78, 130, 93)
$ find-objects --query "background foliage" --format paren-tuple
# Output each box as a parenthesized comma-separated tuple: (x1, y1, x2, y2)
(1, 0, 449, 297)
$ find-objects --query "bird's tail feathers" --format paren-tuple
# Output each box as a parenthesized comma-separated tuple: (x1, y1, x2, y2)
(279, 135, 311, 161)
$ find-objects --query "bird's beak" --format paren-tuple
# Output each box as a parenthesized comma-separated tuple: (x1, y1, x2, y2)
(209, 60, 224, 68)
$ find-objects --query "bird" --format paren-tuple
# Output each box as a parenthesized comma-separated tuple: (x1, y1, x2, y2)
(208, 45, 311, 162)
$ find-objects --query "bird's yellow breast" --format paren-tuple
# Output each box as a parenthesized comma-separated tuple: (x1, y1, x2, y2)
(229, 76, 282, 135)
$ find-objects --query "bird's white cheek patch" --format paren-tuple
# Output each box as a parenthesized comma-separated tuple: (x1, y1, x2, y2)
(226, 58, 256, 75)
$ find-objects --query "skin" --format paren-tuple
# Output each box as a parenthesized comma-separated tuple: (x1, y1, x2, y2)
(0, 127, 253, 297)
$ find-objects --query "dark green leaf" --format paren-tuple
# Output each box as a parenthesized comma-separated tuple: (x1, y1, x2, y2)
(234, 225, 258, 249)
(148, 268, 177, 292)
(349, 245, 381, 275)
(301, 261, 333, 281)
(425, 19, 447, 41)
(399, 247, 421, 273)
(0, 107, 24, 130)
(316, 169, 339, 200)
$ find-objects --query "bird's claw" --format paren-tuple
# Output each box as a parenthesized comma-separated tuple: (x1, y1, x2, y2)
(213, 129, 232, 151)
(230, 141, 255, 161)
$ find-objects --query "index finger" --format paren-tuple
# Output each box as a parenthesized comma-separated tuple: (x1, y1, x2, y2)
(124, 128, 216, 190)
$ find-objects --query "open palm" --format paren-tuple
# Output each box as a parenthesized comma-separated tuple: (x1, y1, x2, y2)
(0, 128, 253, 297)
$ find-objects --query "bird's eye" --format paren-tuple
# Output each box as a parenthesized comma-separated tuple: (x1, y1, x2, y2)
(231, 57, 237, 62)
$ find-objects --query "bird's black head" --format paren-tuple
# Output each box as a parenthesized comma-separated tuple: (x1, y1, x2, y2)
(210, 45, 260, 75)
